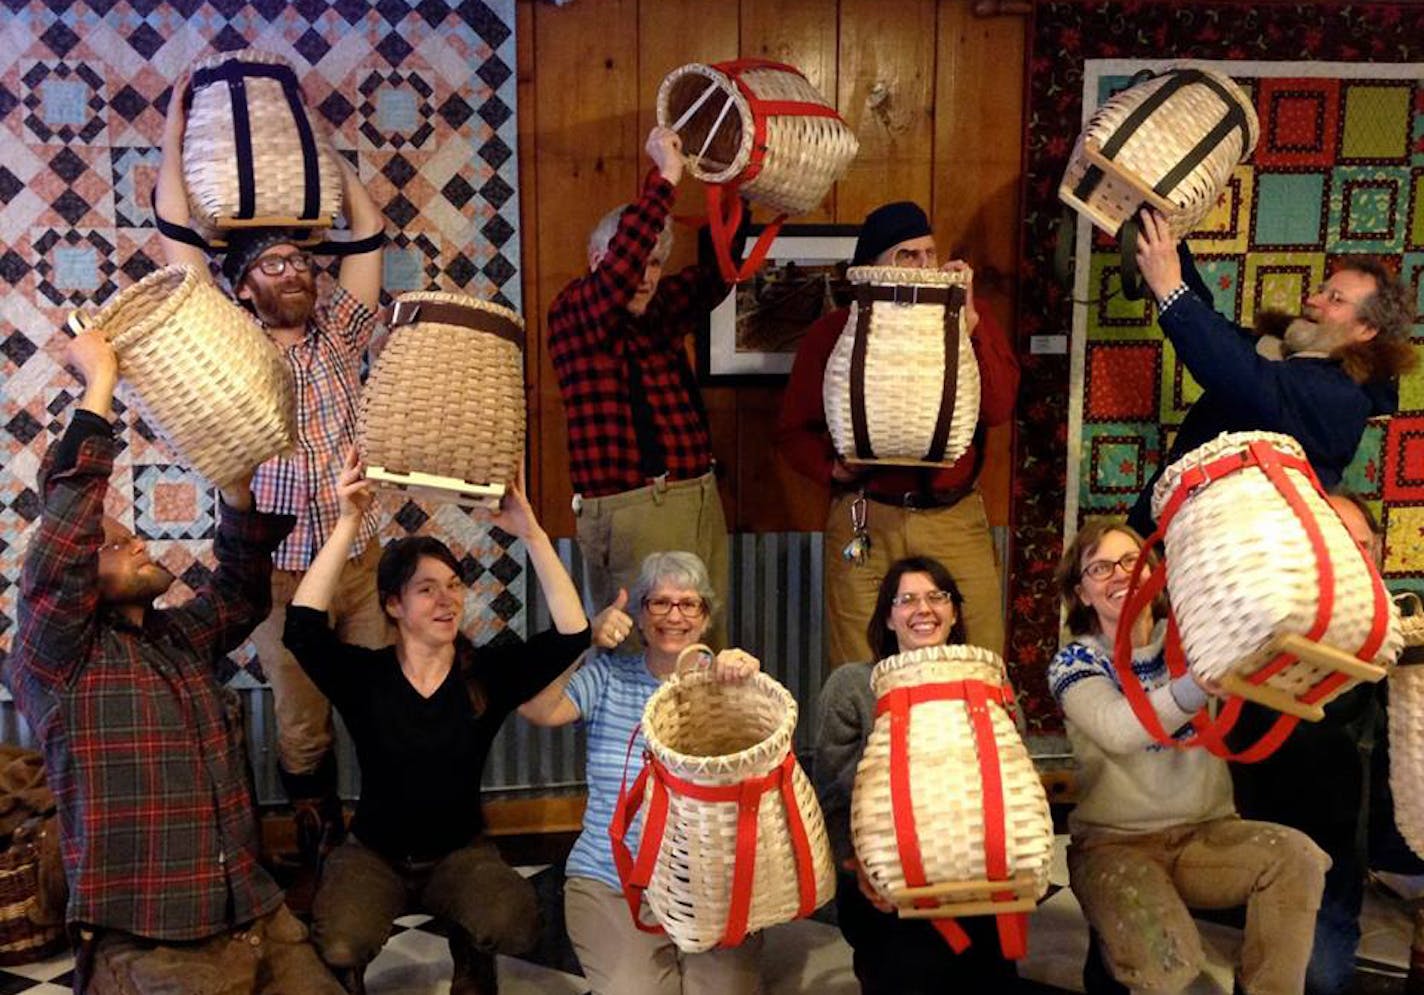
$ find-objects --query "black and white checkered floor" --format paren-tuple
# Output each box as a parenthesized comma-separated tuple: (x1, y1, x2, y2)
(2, 840, 1416, 994)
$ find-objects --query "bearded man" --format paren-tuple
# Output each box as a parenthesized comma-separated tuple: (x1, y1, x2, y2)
(1127, 208, 1416, 536)
(152, 76, 389, 898)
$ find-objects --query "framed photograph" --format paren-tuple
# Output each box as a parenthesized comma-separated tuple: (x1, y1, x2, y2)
(701, 223, 861, 383)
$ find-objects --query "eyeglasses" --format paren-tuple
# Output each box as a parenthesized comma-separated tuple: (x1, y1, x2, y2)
(1081, 551, 1140, 581)
(255, 252, 314, 277)
(99, 534, 141, 554)
(1309, 283, 1362, 308)
(643, 596, 707, 619)
(891, 590, 953, 609)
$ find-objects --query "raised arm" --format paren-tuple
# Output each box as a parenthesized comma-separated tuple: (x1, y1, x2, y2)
(1049, 642, 1207, 755)
(292, 447, 370, 613)
(489, 470, 586, 636)
(153, 75, 210, 274)
(335, 156, 385, 311)
(519, 590, 629, 727)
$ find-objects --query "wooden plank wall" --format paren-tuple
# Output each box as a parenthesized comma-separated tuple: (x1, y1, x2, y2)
(518, 0, 1027, 537)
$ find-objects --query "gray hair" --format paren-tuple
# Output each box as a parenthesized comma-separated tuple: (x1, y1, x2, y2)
(629, 550, 718, 626)
(587, 204, 674, 264)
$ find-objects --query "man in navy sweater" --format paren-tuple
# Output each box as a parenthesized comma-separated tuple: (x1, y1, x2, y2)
(1127, 208, 1415, 536)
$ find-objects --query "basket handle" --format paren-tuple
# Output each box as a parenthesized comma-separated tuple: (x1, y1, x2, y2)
(675, 643, 716, 676)
(1397, 592, 1423, 617)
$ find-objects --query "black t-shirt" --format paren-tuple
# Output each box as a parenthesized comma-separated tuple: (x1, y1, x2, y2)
(283, 605, 587, 860)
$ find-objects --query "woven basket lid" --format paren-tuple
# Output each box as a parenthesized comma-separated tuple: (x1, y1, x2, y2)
(1151, 430, 1305, 521)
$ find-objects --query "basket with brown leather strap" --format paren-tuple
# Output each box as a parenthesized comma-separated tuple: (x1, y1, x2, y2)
(850, 644, 1052, 960)
(183, 49, 344, 245)
(610, 644, 835, 953)
(822, 266, 980, 467)
(359, 291, 526, 508)
(1113, 431, 1400, 764)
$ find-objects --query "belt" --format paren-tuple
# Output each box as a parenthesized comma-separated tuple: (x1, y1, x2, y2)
(861, 485, 973, 510)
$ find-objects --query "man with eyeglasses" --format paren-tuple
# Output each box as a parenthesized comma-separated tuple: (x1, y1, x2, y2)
(1127, 208, 1417, 537)
(777, 201, 1020, 665)
(10, 331, 345, 993)
(153, 76, 390, 902)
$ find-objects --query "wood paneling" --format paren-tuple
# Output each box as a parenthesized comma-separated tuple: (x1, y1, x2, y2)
(516, 0, 1028, 535)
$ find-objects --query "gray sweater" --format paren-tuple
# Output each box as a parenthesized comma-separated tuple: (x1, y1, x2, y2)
(813, 662, 876, 865)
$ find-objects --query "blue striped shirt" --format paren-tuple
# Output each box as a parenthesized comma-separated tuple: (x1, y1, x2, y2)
(565, 650, 663, 890)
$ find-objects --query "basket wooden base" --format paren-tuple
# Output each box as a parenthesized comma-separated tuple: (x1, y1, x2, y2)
(366, 466, 506, 510)
(1221, 632, 1390, 721)
(844, 456, 956, 469)
(890, 870, 1040, 920)
(1060, 138, 1179, 236)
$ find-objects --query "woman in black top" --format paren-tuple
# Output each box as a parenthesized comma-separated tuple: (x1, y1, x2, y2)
(284, 451, 589, 994)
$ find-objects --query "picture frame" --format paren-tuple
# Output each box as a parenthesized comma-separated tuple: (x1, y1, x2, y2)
(700, 223, 861, 383)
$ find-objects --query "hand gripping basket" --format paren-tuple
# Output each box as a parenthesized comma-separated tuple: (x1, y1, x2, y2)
(183, 50, 343, 245)
(822, 266, 980, 467)
(850, 645, 1052, 959)
(610, 644, 835, 953)
(1388, 593, 1424, 860)
(68, 266, 296, 488)
(1059, 66, 1258, 240)
(657, 59, 859, 283)
(359, 292, 525, 509)
(1112, 431, 1400, 763)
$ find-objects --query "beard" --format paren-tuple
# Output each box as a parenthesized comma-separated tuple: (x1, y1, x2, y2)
(247, 277, 316, 327)
(1282, 315, 1350, 357)
(102, 563, 176, 606)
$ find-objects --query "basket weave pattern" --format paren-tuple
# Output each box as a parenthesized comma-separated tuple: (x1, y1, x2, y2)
(657, 62, 857, 216)
(80, 266, 295, 488)
(1059, 67, 1258, 237)
(822, 267, 980, 466)
(0, 819, 63, 966)
(851, 646, 1053, 906)
(358, 292, 525, 493)
(183, 50, 343, 237)
(638, 670, 835, 953)
(1152, 431, 1402, 688)
(1390, 594, 1424, 860)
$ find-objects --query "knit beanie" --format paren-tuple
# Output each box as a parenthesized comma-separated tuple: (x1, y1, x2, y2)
(851, 202, 933, 267)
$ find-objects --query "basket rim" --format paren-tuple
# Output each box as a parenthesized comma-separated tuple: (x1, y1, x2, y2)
(656, 62, 753, 186)
(848, 266, 971, 288)
(870, 644, 1007, 696)
(79, 265, 202, 353)
(1151, 429, 1305, 517)
(642, 670, 797, 775)
(391, 290, 524, 330)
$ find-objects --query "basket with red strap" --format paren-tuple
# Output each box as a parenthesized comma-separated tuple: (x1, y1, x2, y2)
(656, 59, 859, 284)
(1388, 593, 1424, 861)
(609, 644, 835, 953)
(1115, 431, 1401, 762)
(850, 645, 1053, 959)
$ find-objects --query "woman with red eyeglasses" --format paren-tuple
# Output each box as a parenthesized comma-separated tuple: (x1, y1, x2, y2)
(520, 550, 764, 994)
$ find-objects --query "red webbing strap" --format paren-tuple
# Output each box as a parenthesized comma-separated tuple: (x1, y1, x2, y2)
(704, 185, 787, 284)
(776, 752, 821, 921)
(609, 727, 668, 935)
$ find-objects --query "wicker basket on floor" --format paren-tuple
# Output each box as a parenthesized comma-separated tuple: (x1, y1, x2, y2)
(359, 292, 525, 506)
(1059, 66, 1258, 238)
(657, 60, 857, 217)
(70, 266, 295, 488)
(183, 50, 343, 241)
(851, 645, 1051, 956)
(1151, 431, 1401, 693)
(1389, 594, 1424, 860)
(612, 645, 835, 953)
(0, 817, 65, 966)
(822, 266, 980, 467)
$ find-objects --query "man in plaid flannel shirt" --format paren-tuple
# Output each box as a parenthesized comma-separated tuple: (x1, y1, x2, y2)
(548, 126, 734, 646)
(9, 332, 345, 994)
(153, 76, 389, 893)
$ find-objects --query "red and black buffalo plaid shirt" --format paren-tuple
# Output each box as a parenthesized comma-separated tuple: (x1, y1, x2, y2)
(9, 411, 295, 941)
(547, 170, 729, 498)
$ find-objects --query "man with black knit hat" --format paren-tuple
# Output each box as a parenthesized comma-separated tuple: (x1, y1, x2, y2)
(153, 75, 389, 903)
(777, 201, 1020, 666)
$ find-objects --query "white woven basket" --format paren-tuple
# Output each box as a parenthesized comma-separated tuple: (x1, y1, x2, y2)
(183, 50, 343, 240)
(656, 60, 858, 216)
(1059, 66, 1258, 238)
(851, 645, 1052, 909)
(71, 266, 295, 488)
(358, 292, 525, 503)
(822, 266, 980, 467)
(637, 666, 835, 953)
(1390, 593, 1424, 860)
(1152, 431, 1402, 688)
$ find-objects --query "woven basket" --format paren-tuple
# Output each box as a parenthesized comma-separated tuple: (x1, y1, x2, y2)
(822, 267, 980, 467)
(0, 818, 65, 966)
(183, 50, 343, 240)
(359, 292, 525, 506)
(1151, 431, 1401, 690)
(616, 650, 835, 953)
(657, 60, 857, 217)
(71, 266, 296, 488)
(1390, 593, 1424, 860)
(1059, 66, 1258, 238)
(851, 645, 1052, 948)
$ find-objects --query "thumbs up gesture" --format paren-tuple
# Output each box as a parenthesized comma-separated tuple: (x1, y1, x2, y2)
(592, 588, 634, 650)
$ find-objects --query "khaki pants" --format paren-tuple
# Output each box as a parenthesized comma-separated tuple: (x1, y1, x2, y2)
(85, 906, 344, 995)
(246, 541, 389, 775)
(823, 489, 1004, 666)
(564, 875, 763, 995)
(1068, 818, 1330, 995)
(574, 471, 729, 649)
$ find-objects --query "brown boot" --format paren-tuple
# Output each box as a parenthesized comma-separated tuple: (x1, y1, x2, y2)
(335, 964, 367, 995)
(449, 928, 497, 995)
(278, 754, 344, 914)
